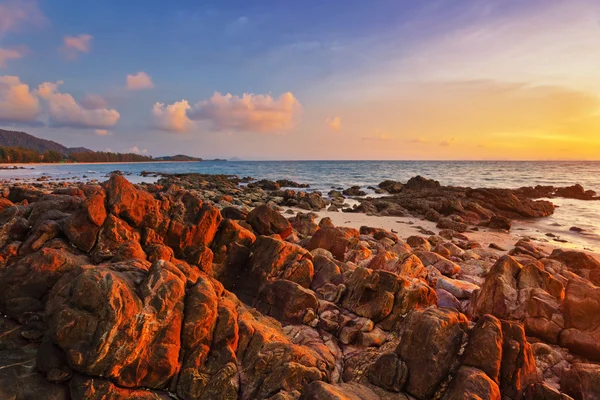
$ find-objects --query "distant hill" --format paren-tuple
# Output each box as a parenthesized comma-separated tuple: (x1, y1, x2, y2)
(154, 154, 202, 162)
(0, 129, 93, 154)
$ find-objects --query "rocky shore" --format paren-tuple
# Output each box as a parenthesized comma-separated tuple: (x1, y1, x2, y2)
(0, 173, 599, 399)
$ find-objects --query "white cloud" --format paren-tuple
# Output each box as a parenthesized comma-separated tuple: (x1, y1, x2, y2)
(0, 75, 40, 124)
(152, 100, 193, 132)
(128, 146, 147, 154)
(95, 129, 110, 136)
(325, 116, 341, 131)
(188, 92, 302, 133)
(61, 34, 93, 59)
(0, 47, 27, 67)
(0, 0, 46, 34)
(37, 81, 120, 129)
(126, 71, 154, 90)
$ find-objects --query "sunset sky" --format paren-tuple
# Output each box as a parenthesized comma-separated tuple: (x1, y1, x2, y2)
(1, 0, 600, 160)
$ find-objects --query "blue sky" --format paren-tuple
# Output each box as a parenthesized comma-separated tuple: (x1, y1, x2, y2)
(1, 0, 600, 159)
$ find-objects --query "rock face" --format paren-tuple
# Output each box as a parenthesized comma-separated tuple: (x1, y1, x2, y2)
(0, 173, 593, 399)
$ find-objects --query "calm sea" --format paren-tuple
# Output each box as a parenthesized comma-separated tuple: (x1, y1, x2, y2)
(1, 160, 599, 252)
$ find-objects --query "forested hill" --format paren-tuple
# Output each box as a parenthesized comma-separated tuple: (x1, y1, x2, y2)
(0, 129, 93, 154)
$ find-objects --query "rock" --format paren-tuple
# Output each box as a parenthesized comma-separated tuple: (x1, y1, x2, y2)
(436, 288, 462, 310)
(0, 347, 70, 399)
(378, 180, 404, 194)
(250, 179, 280, 190)
(70, 374, 170, 399)
(246, 205, 293, 239)
(234, 236, 314, 303)
(425, 208, 442, 222)
(462, 315, 503, 383)
(499, 320, 538, 398)
(290, 212, 319, 236)
(561, 363, 600, 400)
(436, 276, 479, 299)
(368, 352, 407, 392)
(489, 242, 506, 251)
(442, 366, 501, 400)
(307, 226, 359, 260)
(406, 235, 431, 251)
(257, 279, 319, 324)
(164, 198, 222, 258)
(414, 251, 461, 276)
(405, 175, 441, 190)
(211, 218, 256, 263)
(437, 217, 468, 233)
(396, 307, 469, 399)
(0, 246, 89, 321)
(560, 277, 600, 361)
(299, 381, 380, 400)
(105, 174, 161, 228)
(46, 260, 186, 389)
(550, 249, 600, 284)
(221, 206, 248, 220)
(489, 215, 512, 230)
(343, 186, 366, 196)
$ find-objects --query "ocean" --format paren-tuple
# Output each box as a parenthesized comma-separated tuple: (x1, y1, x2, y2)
(1, 160, 599, 252)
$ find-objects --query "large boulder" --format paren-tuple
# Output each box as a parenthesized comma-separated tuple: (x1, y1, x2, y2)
(246, 205, 292, 238)
(561, 363, 600, 400)
(395, 307, 469, 399)
(104, 174, 161, 228)
(307, 226, 359, 260)
(234, 236, 314, 304)
(211, 218, 256, 263)
(560, 277, 600, 361)
(341, 267, 437, 325)
(46, 260, 186, 389)
(0, 244, 89, 321)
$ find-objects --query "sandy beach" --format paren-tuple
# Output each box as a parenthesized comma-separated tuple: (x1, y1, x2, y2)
(287, 207, 600, 261)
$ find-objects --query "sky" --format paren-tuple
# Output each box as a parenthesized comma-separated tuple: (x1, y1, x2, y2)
(1, 0, 600, 160)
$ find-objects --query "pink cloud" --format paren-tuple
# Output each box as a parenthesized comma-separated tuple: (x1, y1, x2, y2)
(325, 116, 341, 131)
(0, 46, 28, 67)
(0, 0, 46, 34)
(152, 100, 193, 132)
(0, 75, 40, 124)
(61, 34, 93, 59)
(37, 81, 120, 129)
(127, 71, 154, 90)
(81, 94, 108, 110)
(188, 91, 302, 133)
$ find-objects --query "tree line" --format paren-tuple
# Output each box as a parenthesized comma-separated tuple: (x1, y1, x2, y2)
(0, 146, 153, 163)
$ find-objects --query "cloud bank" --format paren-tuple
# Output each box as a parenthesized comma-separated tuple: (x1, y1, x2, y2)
(187, 92, 302, 133)
(37, 81, 120, 129)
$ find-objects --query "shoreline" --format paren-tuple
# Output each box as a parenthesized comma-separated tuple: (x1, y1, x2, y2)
(0, 160, 206, 167)
(286, 207, 600, 261)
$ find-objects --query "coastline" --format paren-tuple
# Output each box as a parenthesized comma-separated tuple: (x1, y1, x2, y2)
(0, 160, 204, 167)
(289, 207, 600, 261)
